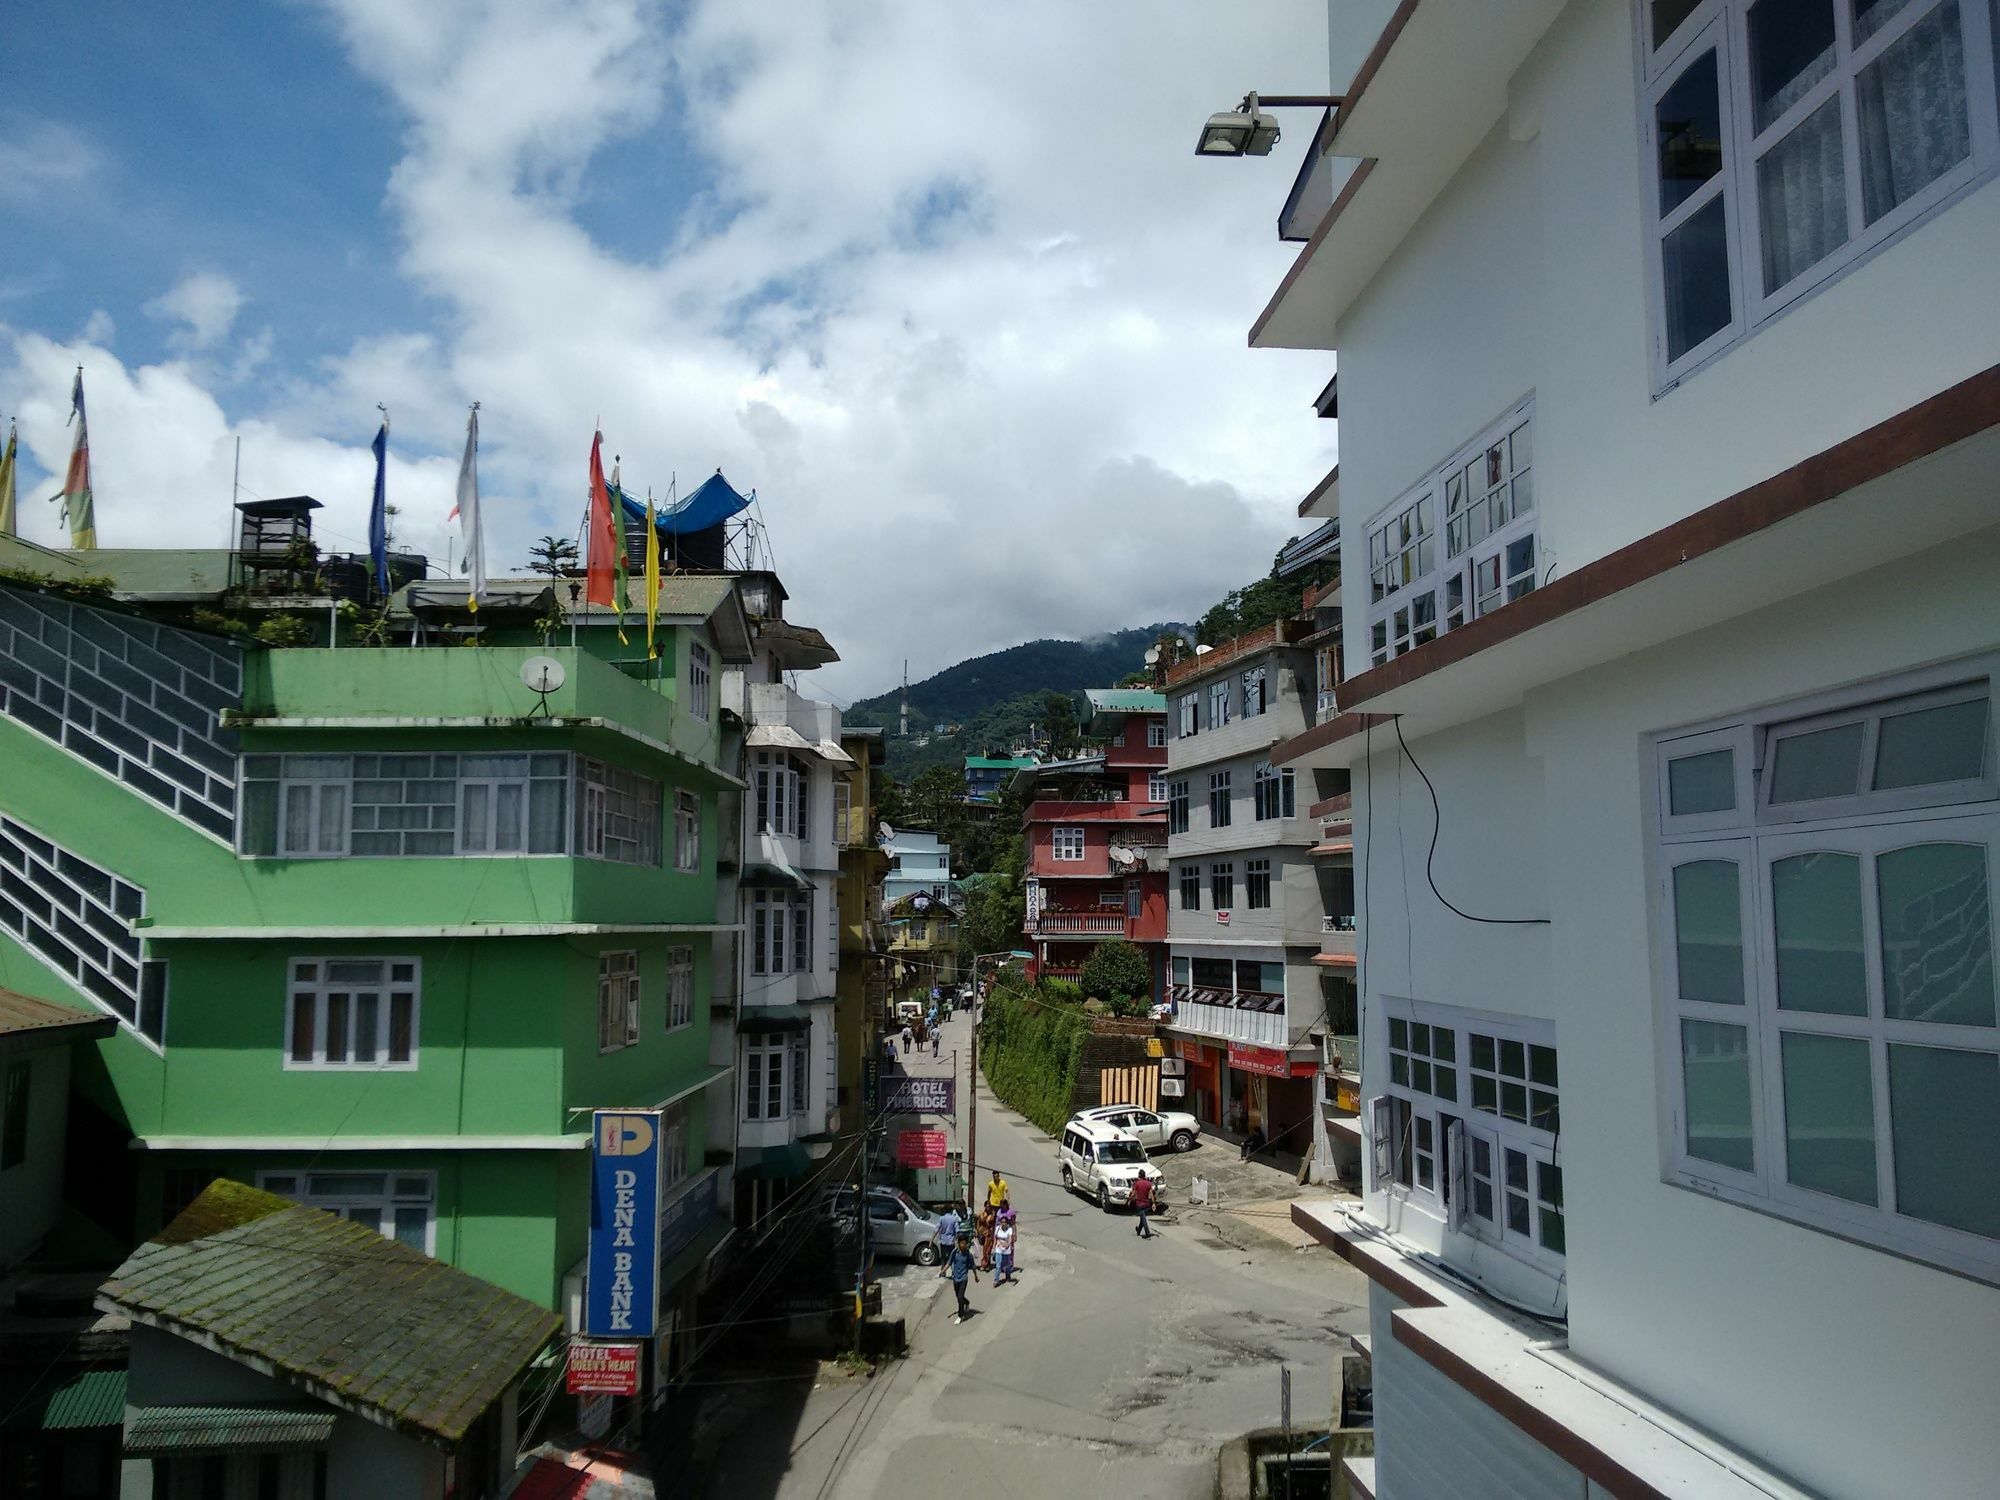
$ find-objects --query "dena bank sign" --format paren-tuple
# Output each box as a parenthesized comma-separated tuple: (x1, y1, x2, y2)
(586, 1110, 662, 1340)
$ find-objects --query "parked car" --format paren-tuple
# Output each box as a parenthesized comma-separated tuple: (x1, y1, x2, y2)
(1056, 1118, 1165, 1213)
(1070, 1104, 1202, 1154)
(824, 1185, 946, 1265)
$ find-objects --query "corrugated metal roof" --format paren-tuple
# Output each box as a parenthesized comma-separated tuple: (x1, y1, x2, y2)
(1083, 689, 1167, 713)
(0, 1365, 125, 1431)
(126, 1405, 337, 1454)
(0, 985, 118, 1051)
(100, 1182, 559, 1448)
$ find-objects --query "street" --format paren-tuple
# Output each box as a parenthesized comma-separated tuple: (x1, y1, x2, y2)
(701, 1009, 1370, 1497)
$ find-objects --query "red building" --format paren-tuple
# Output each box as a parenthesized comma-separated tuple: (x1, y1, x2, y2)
(1018, 689, 1170, 999)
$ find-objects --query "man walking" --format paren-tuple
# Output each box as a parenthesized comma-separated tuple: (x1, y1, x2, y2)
(985, 1169, 1010, 1215)
(1130, 1172, 1156, 1239)
(933, 1201, 962, 1259)
(940, 1232, 981, 1323)
(931, 1026, 941, 1058)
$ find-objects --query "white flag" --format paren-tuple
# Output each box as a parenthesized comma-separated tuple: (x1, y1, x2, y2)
(451, 405, 484, 611)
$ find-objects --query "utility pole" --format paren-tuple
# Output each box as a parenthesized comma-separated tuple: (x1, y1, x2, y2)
(853, 1110, 870, 1357)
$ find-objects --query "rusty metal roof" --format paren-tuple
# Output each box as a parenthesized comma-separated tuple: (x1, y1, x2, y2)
(0, 986, 117, 1054)
(99, 1181, 559, 1448)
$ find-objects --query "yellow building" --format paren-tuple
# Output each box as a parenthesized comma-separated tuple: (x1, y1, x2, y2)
(885, 891, 960, 1007)
(834, 728, 889, 1131)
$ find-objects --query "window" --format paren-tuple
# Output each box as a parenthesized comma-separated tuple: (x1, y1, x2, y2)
(1168, 780, 1190, 835)
(751, 893, 810, 975)
(1640, 0, 2000, 388)
(258, 1170, 434, 1252)
(674, 790, 701, 872)
(1147, 719, 1168, 749)
(1098, 887, 1125, 908)
(1209, 862, 1235, 911)
(1177, 695, 1199, 739)
(688, 641, 712, 722)
(663, 1100, 689, 1189)
(744, 1033, 788, 1120)
(1127, 880, 1143, 920)
(0, 1061, 27, 1171)
(1179, 864, 1202, 911)
(792, 894, 811, 973)
(666, 947, 694, 1030)
(1242, 667, 1269, 718)
(578, 758, 662, 865)
(598, 951, 641, 1052)
(1208, 771, 1232, 828)
(1246, 857, 1273, 910)
(1148, 772, 1169, 805)
(286, 959, 418, 1068)
(752, 752, 808, 839)
(1208, 679, 1234, 729)
(1253, 762, 1297, 821)
(834, 780, 853, 844)
(1389, 1015, 1460, 1104)
(1053, 826, 1086, 861)
(790, 1033, 810, 1114)
(1652, 661, 2000, 1280)
(1368, 401, 1535, 666)
(245, 753, 569, 858)
(1110, 728, 1125, 747)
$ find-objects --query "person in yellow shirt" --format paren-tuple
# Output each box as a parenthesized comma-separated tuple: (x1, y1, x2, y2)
(985, 1170, 1009, 1212)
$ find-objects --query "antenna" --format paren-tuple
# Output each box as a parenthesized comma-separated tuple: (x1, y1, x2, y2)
(520, 655, 566, 719)
(900, 660, 910, 738)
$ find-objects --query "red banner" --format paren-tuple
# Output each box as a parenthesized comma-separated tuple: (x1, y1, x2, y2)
(1228, 1043, 1316, 1079)
(567, 1341, 642, 1396)
(897, 1129, 948, 1168)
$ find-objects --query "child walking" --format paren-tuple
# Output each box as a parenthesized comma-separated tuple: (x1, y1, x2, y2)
(940, 1233, 982, 1323)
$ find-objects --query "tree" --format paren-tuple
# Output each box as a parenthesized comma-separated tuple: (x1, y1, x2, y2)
(528, 535, 580, 579)
(1078, 939, 1152, 1006)
(958, 875, 1025, 969)
(1042, 691, 1080, 758)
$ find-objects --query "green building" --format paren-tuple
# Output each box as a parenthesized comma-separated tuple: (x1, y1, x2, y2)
(0, 568, 751, 1334)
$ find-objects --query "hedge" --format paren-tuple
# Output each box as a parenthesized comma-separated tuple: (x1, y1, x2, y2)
(979, 986, 1089, 1137)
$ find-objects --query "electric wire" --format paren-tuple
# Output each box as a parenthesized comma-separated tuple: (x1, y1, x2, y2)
(1392, 713, 1550, 926)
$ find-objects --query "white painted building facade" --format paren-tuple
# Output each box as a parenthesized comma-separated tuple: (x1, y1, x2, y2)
(1260, 2, 2000, 1495)
(881, 827, 958, 911)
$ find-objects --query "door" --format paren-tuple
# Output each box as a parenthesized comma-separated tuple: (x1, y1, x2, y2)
(868, 1198, 907, 1256)
(1126, 1110, 1165, 1149)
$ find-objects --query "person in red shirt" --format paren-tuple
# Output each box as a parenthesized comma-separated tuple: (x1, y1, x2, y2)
(1130, 1173, 1156, 1239)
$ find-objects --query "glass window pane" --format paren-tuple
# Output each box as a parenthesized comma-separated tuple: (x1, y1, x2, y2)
(1747, 0, 1838, 132)
(1757, 96, 1850, 293)
(494, 783, 524, 853)
(1474, 1180, 1494, 1221)
(289, 995, 315, 1063)
(1887, 1043, 1999, 1236)
(1501, 1081, 1528, 1123)
(1411, 1059, 1432, 1094)
(1877, 843, 1995, 1027)
(1873, 697, 1988, 789)
(1657, 49, 1725, 213)
(1472, 1076, 1497, 1113)
(1435, 1067, 1458, 1103)
(1682, 1019, 1755, 1171)
(1529, 1045, 1559, 1087)
(1669, 749, 1736, 815)
(1389, 1018, 1408, 1050)
(1772, 853, 1868, 1014)
(1857, 0, 1971, 225)
(1433, 1029, 1455, 1063)
(1769, 721, 1864, 803)
(1654, 0, 1704, 47)
(1674, 860, 1745, 1004)
(353, 992, 378, 1062)
(392, 1207, 428, 1250)
(1390, 1054, 1408, 1087)
(1499, 1040, 1526, 1078)
(1853, 0, 1918, 42)
(1662, 195, 1733, 361)
(1470, 1034, 1494, 1071)
(460, 784, 489, 852)
(318, 785, 347, 850)
(1781, 1032, 1878, 1205)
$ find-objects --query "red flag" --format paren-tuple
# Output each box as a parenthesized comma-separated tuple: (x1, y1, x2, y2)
(585, 430, 617, 608)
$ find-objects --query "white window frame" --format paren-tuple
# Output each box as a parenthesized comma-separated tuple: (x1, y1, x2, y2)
(285, 958, 419, 1070)
(744, 1033, 788, 1121)
(598, 950, 642, 1053)
(752, 752, 806, 839)
(674, 788, 701, 872)
(1241, 666, 1269, 719)
(1367, 399, 1536, 667)
(1207, 679, 1234, 729)
(1636, 0, 2000, 392)
(688, 640, 712, 722)
(1148, 771, 1169, 805)
(666, 946, 694, 1031)
(257, 1169, 436, 1254)
(1052, 826, 1086, 862)
(751, 892, 807, 975)
(1147, 719, 1168, 749)
(1649, 654, 2000, 1282)
(790, 1032, 810, 1115)
(578, 758, 662, 866)
(1177, 695, 1199, 739)
(1253, 761, 1297, 822)
(249, 752, 569, 859)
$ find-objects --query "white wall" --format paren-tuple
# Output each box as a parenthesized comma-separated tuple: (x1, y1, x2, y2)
(1337, 0, 2000, 679)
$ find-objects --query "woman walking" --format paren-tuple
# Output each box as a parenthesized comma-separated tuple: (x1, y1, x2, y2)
(993, 1207, 1018, 1285)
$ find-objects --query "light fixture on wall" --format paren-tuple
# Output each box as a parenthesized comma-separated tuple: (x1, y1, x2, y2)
(1194, 91, 1344, 158)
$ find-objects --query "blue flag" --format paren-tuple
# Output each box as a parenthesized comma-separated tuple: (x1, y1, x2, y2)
(368, 420, 389, 594)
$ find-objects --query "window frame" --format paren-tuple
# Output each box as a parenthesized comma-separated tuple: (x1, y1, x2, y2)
(1167, 780, 1190, 835)
(1208, 678, 1234, 729)
(674, 789, 702, 872)
(1178, 863, 1202, 911)
(257, 1169, 436, 1254)
(1209, 861, 1235, 912)
(1148, 771, 1169, 806)
(1052, 826, 1086, 862)
(744, 1032, 789, 1121)
(1147, 719, 1168, 749)
(1177, 695, 1199, 739)
(1242, 666, 1269, 719)
(284, 958, 420, 1071)
(1208, 770, 1232, 829)
(597, 950, 643, 1054)
(687, 640, 712, 722)
(665, 946, 694, 1031)
(1245, 856, 1273, 911)
(578, 758, 663, 866)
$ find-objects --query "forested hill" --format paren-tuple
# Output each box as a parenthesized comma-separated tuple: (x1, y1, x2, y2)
(844, 626, 1182, 781)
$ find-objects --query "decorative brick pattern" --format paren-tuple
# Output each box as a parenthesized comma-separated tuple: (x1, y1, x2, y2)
(0, 587, 242, 840)
(0, 813, 164, 1044)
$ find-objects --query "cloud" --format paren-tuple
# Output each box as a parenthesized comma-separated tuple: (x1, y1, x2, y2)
(0, 121, 101, 204)
(145, 272, 245, 351)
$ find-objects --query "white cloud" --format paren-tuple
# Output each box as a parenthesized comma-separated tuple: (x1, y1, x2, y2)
(0, 122, 101, 204)
(7, 1, 1374, 698)
(145, 272, 246, 351)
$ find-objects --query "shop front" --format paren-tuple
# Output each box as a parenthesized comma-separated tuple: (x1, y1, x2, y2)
(1225, 1042, 1320, 1157)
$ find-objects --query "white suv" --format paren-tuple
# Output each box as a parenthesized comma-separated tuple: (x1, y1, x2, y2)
(1057, 1118, 1164, 1213)
(1071, 1104, 1201, 1154)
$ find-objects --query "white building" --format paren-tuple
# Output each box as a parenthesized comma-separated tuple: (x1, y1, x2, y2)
(722, 571, 851, 1225)
(1244, 2, 2000, 1496)
(881, 827, 958, 911)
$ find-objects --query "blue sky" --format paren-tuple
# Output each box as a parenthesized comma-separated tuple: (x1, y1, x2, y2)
(0, 0, 1359, 698)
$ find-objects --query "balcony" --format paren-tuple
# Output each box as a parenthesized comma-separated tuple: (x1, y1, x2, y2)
(1316, 688, 1340, 723)
(1033, 912, 1127, 937)
(1317, 918, 1357, 967)
(1025, 796, 1156, 822)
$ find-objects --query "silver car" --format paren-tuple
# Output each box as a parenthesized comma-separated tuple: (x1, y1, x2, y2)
(826, 1186, 945, 1265)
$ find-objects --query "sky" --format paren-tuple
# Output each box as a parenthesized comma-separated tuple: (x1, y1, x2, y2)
(0, 0, 1369, 701)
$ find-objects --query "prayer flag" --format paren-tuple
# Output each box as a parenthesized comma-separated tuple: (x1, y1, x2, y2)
(644, 490, 661, 659)
(585, 432, 617, 609)
(0, 421, 16, 536)
(60, 371, 96, 549)
(451, 406, 484, 612)
(368, 419, 389, 594)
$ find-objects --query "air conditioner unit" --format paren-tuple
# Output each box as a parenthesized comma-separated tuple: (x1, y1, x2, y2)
(1160, 1077, 1186, 1099)
(1160, 1057, 1186, 1078)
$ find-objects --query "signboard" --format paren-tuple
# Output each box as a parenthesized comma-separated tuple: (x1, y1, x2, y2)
(882, 1075, 955, 1115)
(1025, 879, 1043, 921)
(1335, 1078, 1361, 1112)
(1215, 910, 1231, 925)
(897, 1129, 948, 1168)
(567, 1341, 642, 1397)
(863, 1056, 881, 1118)
(586, 1110, 661, 1339)
(1228, 1043, 1316, 1079)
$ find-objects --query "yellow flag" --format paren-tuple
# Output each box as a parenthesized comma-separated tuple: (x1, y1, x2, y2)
(0, 422, 17, 536)
(644, 491, 661, 659)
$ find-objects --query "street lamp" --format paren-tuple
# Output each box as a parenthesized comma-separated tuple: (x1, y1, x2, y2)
(1194, 91, 1345, 158)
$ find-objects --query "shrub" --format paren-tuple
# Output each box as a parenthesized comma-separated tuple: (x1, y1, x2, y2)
(254, 613, 314, 647)
(1079, 939, 1151, 1005)
(979, 988, 1089, 1136)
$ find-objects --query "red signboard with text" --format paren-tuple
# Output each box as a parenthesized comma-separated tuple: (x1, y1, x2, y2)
(567, 1341, 642, 1396)
(1227, 1042, 1316, 1079)
(897, 1129, 948, 1168)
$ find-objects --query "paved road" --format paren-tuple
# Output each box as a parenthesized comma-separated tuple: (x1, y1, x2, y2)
(702, 1010, 1369, 1498)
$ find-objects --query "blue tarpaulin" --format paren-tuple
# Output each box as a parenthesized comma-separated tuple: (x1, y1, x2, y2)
(613, 472, 753, 536)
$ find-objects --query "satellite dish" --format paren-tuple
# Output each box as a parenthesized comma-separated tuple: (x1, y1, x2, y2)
(1144, 647, 1160, 665)
(521, 656, 566, 694)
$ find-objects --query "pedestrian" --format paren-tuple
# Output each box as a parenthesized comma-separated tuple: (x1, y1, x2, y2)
(993, 1207, 1018, 1284)
(934, 1201, 962, 1257)
(931, 1028, 941, 1058)
(901, 1024, 913, 1054)
(940, 1232, 981, 1322)
(985, 1169, 1010, 1214)
(1239, 1123, 1267, 1163)
(1130, 1172, 1156, 1239)
(975, 1204, 996, 1271)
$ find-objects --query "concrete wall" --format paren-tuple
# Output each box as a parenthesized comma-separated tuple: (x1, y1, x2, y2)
(0, 1043, 71, 1267)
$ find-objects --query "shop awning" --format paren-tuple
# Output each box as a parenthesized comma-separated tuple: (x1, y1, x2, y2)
(736, 1143, 813, 1180)
(0, 1366, 124, 1431)
(126, 1406, 337, 1455)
